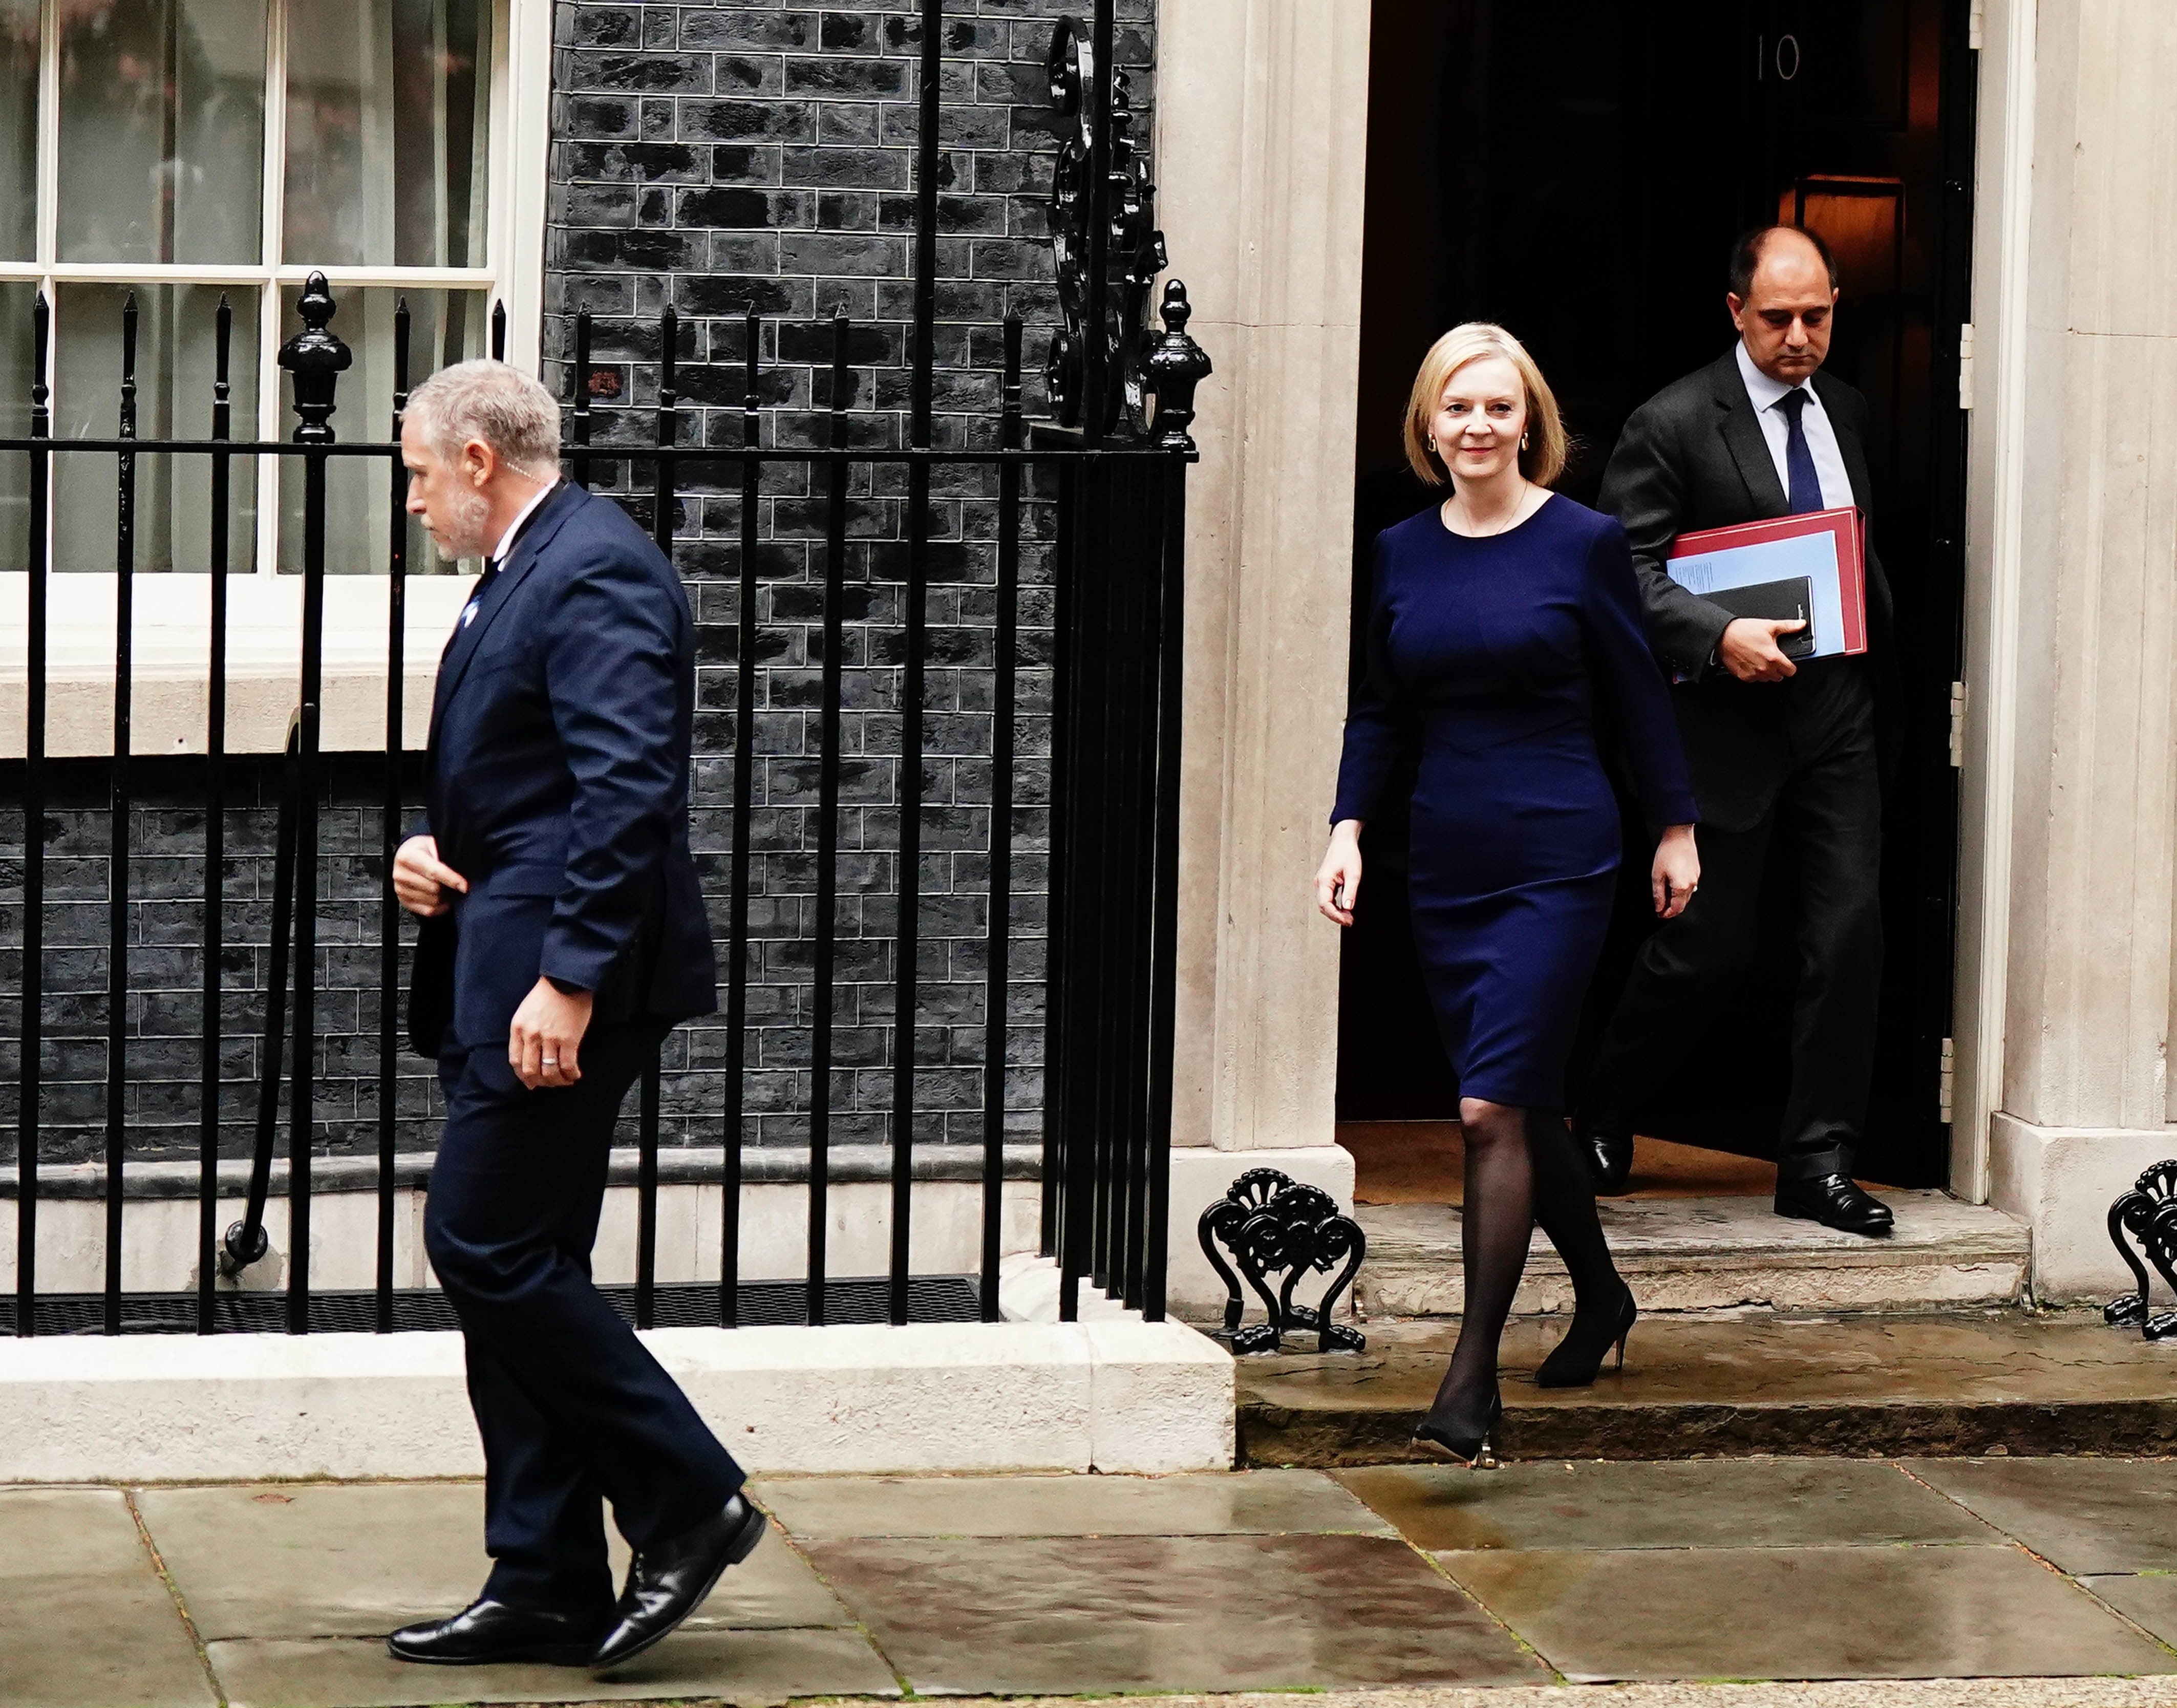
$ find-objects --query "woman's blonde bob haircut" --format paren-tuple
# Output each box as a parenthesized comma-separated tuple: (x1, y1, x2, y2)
(1402, 323, 1569, 490)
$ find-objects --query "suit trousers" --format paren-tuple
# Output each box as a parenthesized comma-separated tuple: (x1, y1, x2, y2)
(424, 1020, 745, 1615)
(1588, 661, 1883, 1181)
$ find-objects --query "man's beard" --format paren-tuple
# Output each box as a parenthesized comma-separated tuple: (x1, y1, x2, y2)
(433, 487, 496, 561)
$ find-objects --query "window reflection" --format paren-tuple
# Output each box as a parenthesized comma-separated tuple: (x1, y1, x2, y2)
(0, 1, 36, 262)
(52, 283, 261, 573)
(278, 285, 485, 573)
(284, 0, 492, 269)
(56, 0, 267, 265)
(0, 282, 38, 569)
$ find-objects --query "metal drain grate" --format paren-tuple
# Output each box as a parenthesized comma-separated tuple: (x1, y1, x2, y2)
(0, 1275, 983, 1337)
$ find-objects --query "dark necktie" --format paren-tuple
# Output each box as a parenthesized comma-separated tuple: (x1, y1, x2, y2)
(1775, 388, 1824, 515)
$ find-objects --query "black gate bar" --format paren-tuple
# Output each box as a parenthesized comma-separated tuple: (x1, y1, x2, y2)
(14, 293, 48, 1337)
(377, 298, 412, 1332)
(719, 305, 760, 1329)
(979, 315, 1024, 1322)
(807, 311, 850, 1328)
(197, 296, 233, 1335)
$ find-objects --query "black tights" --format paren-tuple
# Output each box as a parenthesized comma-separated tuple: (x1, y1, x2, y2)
(1424, 1098, 1626, 1433)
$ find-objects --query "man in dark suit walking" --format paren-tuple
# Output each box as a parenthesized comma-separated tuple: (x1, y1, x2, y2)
(1580, 226, 1895, 1237)
(386, 360, 764, 1670)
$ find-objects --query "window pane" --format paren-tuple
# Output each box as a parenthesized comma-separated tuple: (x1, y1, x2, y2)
(284, 0, 493, 268)
(56, 0, 267, 264)
(0, 283, 39, 568)
(53, 284, 260, 573)
(0, 2, 36, 262)
(278, 284, 485, 573)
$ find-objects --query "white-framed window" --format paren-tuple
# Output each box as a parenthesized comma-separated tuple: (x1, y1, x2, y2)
(0, 0, 550, 580)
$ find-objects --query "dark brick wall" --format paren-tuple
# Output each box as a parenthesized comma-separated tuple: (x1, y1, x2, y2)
(0, 756, 443, 1168)
(540, 1, 1156, 1151)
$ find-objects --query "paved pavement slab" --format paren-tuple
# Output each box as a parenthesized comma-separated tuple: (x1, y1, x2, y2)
(801, 1530, 1548, 1693)
(1441, 1542, 2176, 1682)
(2080, 1572, 2177, 1647)
(1335, 1459, 1989, 1552)
(207, 1626, 899, 1708)
(780, 1682, 2177, 1707)
(753, 1468, 1394, 1538)
(0, 1487, 215, 1708)
(137, 1480, 851, 1639)
(1904, 1457, 2177, 1574)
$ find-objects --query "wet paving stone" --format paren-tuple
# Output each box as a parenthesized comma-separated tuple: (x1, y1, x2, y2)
(137, 1480, 851, 1640)
(1336, 1458, 1991, 1552)
(802, 1531, 1549, 1693)
(1905, 1457, 2177, 1574)
(2081, 1572, 2177, 1646)
(752, 1468, 1394, 1539)
(207, 1627, 898, 1708)
(1441, 1543, 2177, 1682)
(0, 1487, 216, 1708)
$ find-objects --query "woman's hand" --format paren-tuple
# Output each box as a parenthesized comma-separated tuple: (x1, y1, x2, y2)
(1315, 820, 1365, 926)
(1651, 823, 1700, 919)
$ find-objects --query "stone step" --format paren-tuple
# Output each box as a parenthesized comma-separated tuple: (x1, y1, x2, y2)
(1355, 1190, 2031, 1317)
(1238, 1309, 2177, 1466)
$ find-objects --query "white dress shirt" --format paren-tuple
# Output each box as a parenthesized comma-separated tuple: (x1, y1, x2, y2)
(1735, 339, 1853, 511)
(460, 482, 557, 628)
(488, 480, 556, 567)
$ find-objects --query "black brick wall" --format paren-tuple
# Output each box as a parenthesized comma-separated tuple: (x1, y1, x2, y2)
(539, 1, 1156, 1152)
(0, 756, 444, 1167)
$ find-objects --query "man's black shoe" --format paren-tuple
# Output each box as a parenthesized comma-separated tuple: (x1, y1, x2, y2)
(1575, 1115, 1635, 1196)
(387, 1598, 608, 1666)
(1775, 1172, 1894, 1237)
(590, 1493, 767, 1671)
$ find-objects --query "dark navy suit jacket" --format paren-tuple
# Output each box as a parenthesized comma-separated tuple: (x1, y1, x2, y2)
(1597, 350, 1897, 832)
(407, 482, 717, 1058)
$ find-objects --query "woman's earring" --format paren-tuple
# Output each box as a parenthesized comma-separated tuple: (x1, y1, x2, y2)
(1521, 433, 1530, 451)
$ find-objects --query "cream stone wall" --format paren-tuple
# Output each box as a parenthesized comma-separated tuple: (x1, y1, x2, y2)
(1959, 0, 2177, 1295)
(1152, 1, 1373, 1157)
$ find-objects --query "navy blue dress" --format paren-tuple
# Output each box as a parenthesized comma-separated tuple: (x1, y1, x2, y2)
(1332, 494, 1697, 1109)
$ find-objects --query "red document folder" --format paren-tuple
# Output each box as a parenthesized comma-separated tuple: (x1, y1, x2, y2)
(1667, 506, 1869, 655)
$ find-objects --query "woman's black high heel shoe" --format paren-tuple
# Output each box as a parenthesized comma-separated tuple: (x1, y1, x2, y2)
(1535, 1285, 1637, 1389)
(1412, 1390, 1503, 1468)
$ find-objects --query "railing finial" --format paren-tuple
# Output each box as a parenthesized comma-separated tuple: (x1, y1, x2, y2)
(1142, 281, 1212, 454)
(278, 271, 352, 445)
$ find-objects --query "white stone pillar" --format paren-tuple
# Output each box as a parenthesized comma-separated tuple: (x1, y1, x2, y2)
(1150, 1, 1372, 1311)
(1960, 0, 2177, 1297)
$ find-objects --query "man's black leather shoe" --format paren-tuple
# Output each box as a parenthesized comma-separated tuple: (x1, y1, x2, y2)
(1775, 1172, 1894, 1237)
(387, 1598, 607, 1666)
(590, 1493, 767, 1671)
(1576, 1115, 1635, 1196)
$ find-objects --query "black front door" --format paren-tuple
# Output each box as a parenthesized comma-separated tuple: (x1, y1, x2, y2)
(1340, 0, 1975, 1185)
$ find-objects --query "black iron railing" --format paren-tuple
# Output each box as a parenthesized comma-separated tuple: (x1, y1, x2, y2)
(0, 1, 1207, 1337)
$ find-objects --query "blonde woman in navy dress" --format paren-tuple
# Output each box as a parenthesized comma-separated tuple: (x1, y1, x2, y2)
(1315, 325, 1700, 1465)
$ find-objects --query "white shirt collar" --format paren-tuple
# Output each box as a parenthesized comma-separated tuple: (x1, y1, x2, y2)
(1735, 338, 1817, 415)
(488, 480, 556, 567)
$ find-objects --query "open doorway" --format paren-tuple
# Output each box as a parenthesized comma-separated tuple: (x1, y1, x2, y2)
(1339, 0, 1975, 1199)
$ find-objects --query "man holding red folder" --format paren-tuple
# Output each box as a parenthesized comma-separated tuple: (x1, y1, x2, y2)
(1577, 225, 1895, 1238)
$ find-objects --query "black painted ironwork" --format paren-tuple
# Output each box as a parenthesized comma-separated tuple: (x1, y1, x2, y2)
(1197, 1168, 1368, 1355)
(1044, 14, 1203, 441)
(2105, 1161, 2177, 1340)
(3, 0, 1206, 1338)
